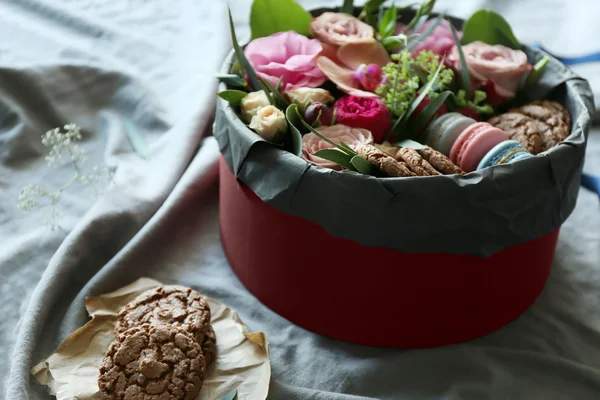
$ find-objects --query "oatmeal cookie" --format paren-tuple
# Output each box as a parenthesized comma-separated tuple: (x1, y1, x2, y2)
(530, 99, 571, 128)
(510, 104, 570, 150)
(201, 325, 217, 367)
(395, 147, 440, 176)
(488, 112, 543, 154)
(115, 286, 211, 344)
(415, 147, 464, 175)
(98, 324, 205, 400)
(357, 144, 416, 177)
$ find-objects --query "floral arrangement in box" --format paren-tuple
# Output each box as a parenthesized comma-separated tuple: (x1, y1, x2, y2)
(217, 0, 570, 177)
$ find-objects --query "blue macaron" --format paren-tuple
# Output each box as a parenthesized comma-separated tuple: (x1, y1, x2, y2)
(477, 140, 534, 170)
(425, 113, 477, 156)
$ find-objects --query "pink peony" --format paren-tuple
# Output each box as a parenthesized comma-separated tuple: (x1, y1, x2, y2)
(396, 19, 459, 57)
(448, 41, 532, 104)
(333, 96, 391, 143)
(244, 31, 326, 91)
(310, 12, 375, 47)
(302, 124, 373, 170)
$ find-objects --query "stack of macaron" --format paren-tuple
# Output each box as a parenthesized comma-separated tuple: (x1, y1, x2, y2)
(421, 100, 572, 172)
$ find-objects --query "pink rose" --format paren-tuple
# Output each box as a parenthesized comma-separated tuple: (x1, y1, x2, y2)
(396, 19, 459, 57)
(244, 31, 326, 91)
(310, 12, 374, 47)
(302, 124, 373, 170)
(448, 41, 533, 104)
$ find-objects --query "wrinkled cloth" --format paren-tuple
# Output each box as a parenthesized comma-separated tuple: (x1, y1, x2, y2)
(1, 1, 600, 400)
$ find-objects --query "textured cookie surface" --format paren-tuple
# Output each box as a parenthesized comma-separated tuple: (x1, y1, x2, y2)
(488, 112, 543, 154)
(98, 324, 205, 400)
(530, 99, 571, 128)
(115, 286, 211, 344)
(395, 148, 440, 176)
(201, 325, 217, 367)
(416, 147, 464, 175)
(358, 144, 416, 177)
(510, 104, 570, 150)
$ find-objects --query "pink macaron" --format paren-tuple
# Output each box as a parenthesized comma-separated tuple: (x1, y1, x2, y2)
(449, 122, 509, 172)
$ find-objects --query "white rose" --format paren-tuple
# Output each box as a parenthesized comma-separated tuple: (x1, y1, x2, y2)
(285, 87, 335, 112)
(249, 105, 288, 142)
(240, 90, 271, 122)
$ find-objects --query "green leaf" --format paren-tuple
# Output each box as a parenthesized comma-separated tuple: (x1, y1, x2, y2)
(250, 0, 312, 40)
(403, 0, 436, 31)
(217, 73, 248, 89)
(407, 90, 452, 137)
(525, 55, 550, 87)
(382, 34, 408, 50)
(350, 155, 374, 174)
(314, 149, 356, 170)
(412, 15, 429, 33)
(396, 139, 427, 149)
(296, 108, 356, 156)
(260, 78, 289, 109)
(361, 0, 386, 28)
(409, 63, 429, 84)
(418, 0, 436, 16)
(338, 141, 358, 156)
(231, 60, 241, 75)
(341, 0, 354, 14)
(220, 390, 238, 400)
(259, 81, 277, 106)
(217, 89, 248, 105)
(461, 9, 520, 49)
(228, 8, 262, 91)
(448, 20, 471, 100)
(284, 104, 303, 156)
(407, 13, 443, 51)
(384, 110, 406, 142)
(402, 57, 444, 123)
(379, 4, 397, 39)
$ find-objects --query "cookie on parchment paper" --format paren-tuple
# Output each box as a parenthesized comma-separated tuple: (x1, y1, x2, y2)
(98, 324, 206, 400)
(201, 325, 217, 367)
(115, 285, 211, 345)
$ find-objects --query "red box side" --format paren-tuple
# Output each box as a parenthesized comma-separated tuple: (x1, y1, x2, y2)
(219, 157, 557, 348)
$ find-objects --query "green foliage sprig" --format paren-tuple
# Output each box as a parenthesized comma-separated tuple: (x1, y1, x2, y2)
(376, 50, 453, 118)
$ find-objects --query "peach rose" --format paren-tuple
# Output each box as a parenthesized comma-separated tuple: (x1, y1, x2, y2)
(448, 41, 532, 103)
(302, 124, 373, 170)
(310, 12, 374, 47)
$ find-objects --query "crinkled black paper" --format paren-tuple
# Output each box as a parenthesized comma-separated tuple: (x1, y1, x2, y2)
(214, 15, 595, 257)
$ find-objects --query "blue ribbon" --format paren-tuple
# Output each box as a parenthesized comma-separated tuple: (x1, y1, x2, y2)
(582, 173, 600, 200)
(531, 43, 600, 65)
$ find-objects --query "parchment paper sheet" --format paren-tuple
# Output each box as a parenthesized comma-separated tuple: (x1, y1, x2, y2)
(31, 278, 271, 400)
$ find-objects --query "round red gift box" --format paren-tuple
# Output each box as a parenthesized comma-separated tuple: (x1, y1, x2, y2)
(219, 156, 558, 348)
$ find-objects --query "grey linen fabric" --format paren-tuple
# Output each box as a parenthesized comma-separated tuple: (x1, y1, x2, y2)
(2, 1, 600, 400)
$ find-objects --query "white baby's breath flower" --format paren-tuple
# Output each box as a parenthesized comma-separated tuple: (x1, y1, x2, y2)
(19, 123, 114, 230)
